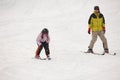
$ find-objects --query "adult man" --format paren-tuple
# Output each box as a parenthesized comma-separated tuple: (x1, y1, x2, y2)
(87, 6, 109, 54)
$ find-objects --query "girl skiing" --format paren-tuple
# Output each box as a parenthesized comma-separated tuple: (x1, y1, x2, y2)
(35, 28, 51, 60)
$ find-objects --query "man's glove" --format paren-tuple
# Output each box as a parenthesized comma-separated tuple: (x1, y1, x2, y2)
(103, 26, 106, 34)
(88, 28, 91, 34)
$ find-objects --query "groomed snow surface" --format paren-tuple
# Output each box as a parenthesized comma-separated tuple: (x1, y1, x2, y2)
(0, 0, 120, 80)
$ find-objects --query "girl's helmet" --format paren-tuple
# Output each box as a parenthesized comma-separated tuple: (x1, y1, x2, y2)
(42, 28, 49, 34)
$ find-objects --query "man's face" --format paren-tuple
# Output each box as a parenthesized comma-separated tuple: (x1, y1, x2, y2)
(95, 9, 99, 13)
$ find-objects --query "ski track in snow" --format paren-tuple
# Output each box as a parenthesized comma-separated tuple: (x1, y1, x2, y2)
(0, 0, 120, 80)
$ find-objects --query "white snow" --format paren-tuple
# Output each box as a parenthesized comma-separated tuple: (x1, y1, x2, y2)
(0, 0, 120, 80)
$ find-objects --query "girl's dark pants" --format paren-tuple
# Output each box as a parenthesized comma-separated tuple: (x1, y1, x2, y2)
(37, 42, 50, 57)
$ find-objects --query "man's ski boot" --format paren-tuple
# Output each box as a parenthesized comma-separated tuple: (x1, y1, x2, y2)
(85, 49, 94, 53)
(105, 49, 109, 53)
(102, 48, 109, 55)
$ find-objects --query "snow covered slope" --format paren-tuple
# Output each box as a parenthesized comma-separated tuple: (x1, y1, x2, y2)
(0, 0, 120, 80)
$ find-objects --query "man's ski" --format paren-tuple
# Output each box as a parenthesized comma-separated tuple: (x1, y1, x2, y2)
(102, 52, 116, 56)
(80, 51, 116, 56)
(82, 51, 103, 55)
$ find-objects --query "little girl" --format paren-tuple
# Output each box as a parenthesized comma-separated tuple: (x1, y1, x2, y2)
(35, 28, 50, 60)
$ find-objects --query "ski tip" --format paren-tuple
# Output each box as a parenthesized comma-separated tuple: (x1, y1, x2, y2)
(114, 53, 116, 55)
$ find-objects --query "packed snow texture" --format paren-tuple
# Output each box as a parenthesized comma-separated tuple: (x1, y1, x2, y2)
(0, 0, 120, 80)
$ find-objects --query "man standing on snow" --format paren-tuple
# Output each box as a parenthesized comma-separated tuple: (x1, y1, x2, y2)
(86, 6, 109, 54)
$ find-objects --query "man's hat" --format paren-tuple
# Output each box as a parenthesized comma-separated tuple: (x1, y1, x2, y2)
(94, 6, 99, 10)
